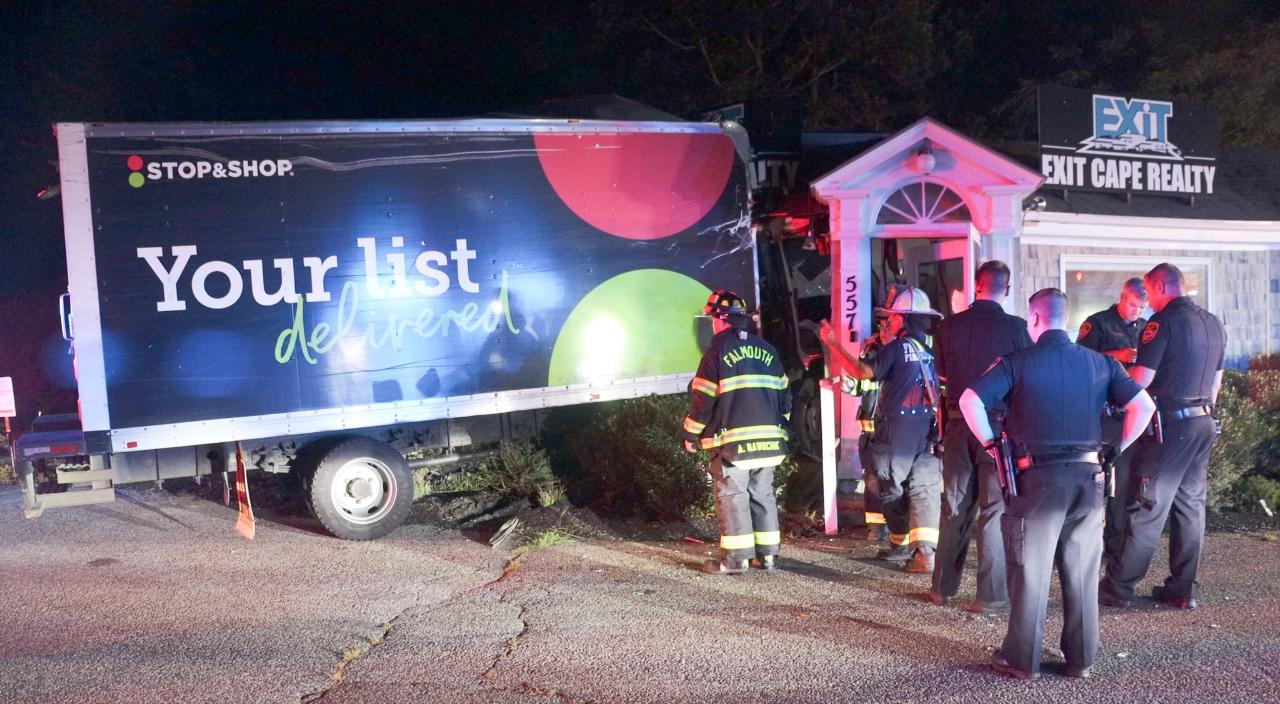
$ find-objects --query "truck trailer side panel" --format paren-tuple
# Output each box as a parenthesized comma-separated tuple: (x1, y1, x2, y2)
(56, 120, 754, 454)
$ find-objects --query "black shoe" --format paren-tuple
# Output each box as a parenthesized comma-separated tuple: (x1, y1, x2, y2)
(966, 600, 1011, 616)
(927, 590, 951, 606)
(1064, 664, 1092, 679)
(1098, 586, 1133, 609)
(702, 558, 748, 575)
(990, 651, 1039, 680)
(877, 545, 912, 562)
(1152, 585, 1197, 609)
(754, 555, 777, 571)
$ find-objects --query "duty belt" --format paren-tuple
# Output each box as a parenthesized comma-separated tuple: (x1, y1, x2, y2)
(1165, 405, 1211, 422)
(1014, 451, 1100, 470)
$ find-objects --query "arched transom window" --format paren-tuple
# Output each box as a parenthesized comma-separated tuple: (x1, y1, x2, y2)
(876, 181, 971, 225)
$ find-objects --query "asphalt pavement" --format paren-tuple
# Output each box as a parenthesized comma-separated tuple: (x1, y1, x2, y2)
(0, 484, 1276, 703)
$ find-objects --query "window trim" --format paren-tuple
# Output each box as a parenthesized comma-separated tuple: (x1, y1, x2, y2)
(1058, 254, 1213, 311)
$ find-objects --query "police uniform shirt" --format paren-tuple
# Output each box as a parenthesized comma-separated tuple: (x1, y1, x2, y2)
(864, 330, 938, 416)
(969, 329, 1142, 452)
(1077, 304, 1145, 354)
(1135, 296, 1227, 404)
(934, 300, 1031, 411)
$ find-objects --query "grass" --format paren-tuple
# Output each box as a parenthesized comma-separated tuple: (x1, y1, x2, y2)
(536, 485, 565, 508)
(514, 529, 574, 556)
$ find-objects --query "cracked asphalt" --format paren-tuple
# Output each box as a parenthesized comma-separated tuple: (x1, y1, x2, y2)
(1, 484, 1277, 703)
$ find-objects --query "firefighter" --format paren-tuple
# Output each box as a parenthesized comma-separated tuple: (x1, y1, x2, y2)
(683, 289, 792, 574)
(1101, 264, 1227, 609)
(1076, 278, 1148, 564)
(852, 311, 894, 543)
(962, 288, 1154, 679)
(821, 287, 943, 573)
(931, 260, 1032, 614)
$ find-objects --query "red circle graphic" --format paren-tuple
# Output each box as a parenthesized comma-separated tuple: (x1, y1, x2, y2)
(127, 155, 144, 171)
(533, 132, 735, 240)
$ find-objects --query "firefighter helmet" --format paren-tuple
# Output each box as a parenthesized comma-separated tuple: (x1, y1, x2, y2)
(703, 289, 748, 320)
(878, 286, 942, 317)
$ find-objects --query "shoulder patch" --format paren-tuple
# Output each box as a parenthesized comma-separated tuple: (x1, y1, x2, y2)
(1141, 321, 1160, 345)
(1078, 321, 1093, 339)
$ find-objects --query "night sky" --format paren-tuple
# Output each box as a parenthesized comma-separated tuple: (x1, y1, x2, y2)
(1, 1, 1277, 421)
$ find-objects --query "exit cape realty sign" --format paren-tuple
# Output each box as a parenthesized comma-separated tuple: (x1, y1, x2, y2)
(1038, 86, 1219, 196)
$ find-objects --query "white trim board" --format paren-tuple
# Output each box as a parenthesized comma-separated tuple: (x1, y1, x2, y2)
(1024, 211, 1280, 251)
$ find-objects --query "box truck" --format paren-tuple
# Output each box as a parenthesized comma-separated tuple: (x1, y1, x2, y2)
(14, 118, 756, 539)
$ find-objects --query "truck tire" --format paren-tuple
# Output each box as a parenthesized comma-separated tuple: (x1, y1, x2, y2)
(305, 437, 413, 540)
(791, 377, 822, 460)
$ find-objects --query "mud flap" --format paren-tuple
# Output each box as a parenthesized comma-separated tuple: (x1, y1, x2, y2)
(234, 442, 256, 540)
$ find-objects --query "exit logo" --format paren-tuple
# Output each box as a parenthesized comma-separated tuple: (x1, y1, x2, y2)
(1077, 94, 1182, 160)
(125, 154, 294, 188)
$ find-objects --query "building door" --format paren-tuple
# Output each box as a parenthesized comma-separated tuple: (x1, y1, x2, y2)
(871, 235, 976, 320)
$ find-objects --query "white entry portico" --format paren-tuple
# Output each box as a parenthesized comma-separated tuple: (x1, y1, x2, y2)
(809, 117, 1044, 534)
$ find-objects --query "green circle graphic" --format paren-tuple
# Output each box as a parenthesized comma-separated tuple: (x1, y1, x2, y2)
(128, 172, 145, 188)
(548, 270, 711, 386)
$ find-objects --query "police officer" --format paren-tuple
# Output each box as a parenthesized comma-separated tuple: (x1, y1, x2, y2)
(683, 289, 791, 575)
(1076, 278, 1148, 563)
(1101, 264, 1227, 609)
(930, 261, 1032, 614)
(1077, 278, 1148, 366)
(822, 287, 942, 574)
(961, 288, 1153, 679)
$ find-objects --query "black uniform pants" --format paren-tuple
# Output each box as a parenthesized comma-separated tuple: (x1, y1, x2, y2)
(867, 414, 941, 553)
(1001, 463, 1104, 676)
(1103, 415, 1216, 601)
(932, 420, 1007, 604)
(1100, 420, 1138, 564)
(708, 455, 781, 562)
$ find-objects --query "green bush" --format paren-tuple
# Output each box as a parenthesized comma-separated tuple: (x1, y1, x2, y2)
(418, 440, 562, 503)
(1249, 353, 1280, 372)
(489, 440, 561, 501)
(1207, 372, 1273, 510)
(1234, 475, 1280, 515)
(543, 394, 711, 520)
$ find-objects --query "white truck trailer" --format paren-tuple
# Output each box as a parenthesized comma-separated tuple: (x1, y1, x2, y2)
(15, 118, 755, 539)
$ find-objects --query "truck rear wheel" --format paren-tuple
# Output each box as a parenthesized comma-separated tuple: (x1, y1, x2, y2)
(306, 437, 413, 540)
(791, 377, 822, 460)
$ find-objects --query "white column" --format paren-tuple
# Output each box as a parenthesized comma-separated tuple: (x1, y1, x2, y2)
(829, 197, 873, 469)
(981, 190, 1029, 316)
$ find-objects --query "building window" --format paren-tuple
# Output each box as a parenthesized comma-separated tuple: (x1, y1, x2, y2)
(1059, 255, 1211, 337)
(876, 181, 971, 225)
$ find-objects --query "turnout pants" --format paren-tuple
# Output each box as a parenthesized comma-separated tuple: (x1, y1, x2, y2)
(1001, 462, 1105, 676)
(867, 415, 941, 554)
(708, 455, 781, 562)
(859, 435, 885, 528)
(1103, 415, 1216, 602)
(932, 419, 1007, 604)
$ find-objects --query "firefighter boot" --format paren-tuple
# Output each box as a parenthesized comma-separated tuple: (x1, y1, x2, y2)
(753, 555, 777, 571)
(702, 558, 749, 575)
(877, 545, 912, 562)
(905, 550, 935, 574)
